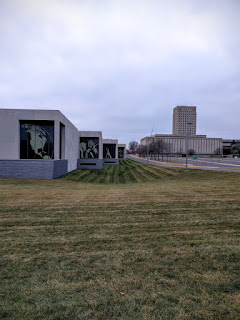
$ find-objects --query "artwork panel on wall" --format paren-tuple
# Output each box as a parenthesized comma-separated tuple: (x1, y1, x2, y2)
(103, 144, 116, 159)
(118, 147, 124, 159)
(20, 121, 54, 159)
(79, 137, 99, 159)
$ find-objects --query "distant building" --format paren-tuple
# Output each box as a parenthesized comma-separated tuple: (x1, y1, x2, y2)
(222, 139, 240, 155)
(141, 134, 222, 156)
(140, 106, 224, 156)
(172, 106, 196, 135)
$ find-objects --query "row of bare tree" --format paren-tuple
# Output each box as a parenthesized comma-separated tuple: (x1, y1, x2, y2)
(128, 139, 223, 158)
(128, 139, 173, 159)
(137, 139, 172, 160)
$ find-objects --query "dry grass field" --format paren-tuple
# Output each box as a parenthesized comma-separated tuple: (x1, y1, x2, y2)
(0, 160, 240, 319)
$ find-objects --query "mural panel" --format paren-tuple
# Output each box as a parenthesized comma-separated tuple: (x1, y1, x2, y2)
(118, 147, 125, 159)
(103, 144, 116, 158)
(80, 137, 99, 158)
(20, 121, 54, 159)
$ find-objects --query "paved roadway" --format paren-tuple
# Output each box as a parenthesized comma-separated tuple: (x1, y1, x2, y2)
(127, 154, 240, 173)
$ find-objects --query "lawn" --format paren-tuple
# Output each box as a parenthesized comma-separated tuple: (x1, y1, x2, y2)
(0, 160, 239, 319)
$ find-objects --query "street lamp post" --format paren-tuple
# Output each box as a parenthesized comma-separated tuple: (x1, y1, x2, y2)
(147, 126, 154, 164)
(185, 122, 193, 169)
(147, 127, 154, 165)
(147, 137, 149, 165)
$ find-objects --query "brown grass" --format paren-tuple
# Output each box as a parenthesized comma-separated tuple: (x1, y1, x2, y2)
(0, 163, 240, 319)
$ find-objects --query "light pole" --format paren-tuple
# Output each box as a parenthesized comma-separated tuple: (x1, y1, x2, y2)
(147, 137, 149, 165)
(147, 127, 154, 165)
(185, 122, 193, 169)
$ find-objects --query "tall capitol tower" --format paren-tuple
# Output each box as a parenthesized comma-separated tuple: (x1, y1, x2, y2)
(172, 106, 197, 135)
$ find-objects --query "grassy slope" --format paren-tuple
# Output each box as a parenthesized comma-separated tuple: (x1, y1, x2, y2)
(60, 159, 187, 183)
(0, 160, 240, 319)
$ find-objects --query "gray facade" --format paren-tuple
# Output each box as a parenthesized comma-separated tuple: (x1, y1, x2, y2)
(172, 106, 197, 135)
(0, 109, 79, 171)
(0, 109, 79, 179)
(77, 159, 104, 170)
(0, 159, 68, 179)
(103, 159, 120, 166)
(141, 134, 223, 155)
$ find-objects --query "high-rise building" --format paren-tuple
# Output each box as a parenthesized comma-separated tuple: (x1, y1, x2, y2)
(172, 106, 196, 135)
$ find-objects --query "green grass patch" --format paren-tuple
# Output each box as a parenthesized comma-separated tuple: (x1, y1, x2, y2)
(60, 159, 187, 184)
(0, 163, 240, 319)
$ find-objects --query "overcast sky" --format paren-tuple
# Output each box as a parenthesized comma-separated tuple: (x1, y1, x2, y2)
(0, 0, 240, 144)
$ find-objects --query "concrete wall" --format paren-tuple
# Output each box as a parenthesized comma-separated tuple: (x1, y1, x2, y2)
(77, 158, 104, 170)
(0, 160, 68, 179)
(0, 109, 79, 172)
(173, 106, 196, 135)
(103, 159, 119, 166)
(58, 113, 79, 172)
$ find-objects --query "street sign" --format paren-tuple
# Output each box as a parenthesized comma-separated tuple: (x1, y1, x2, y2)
(193, 156, 198, 160)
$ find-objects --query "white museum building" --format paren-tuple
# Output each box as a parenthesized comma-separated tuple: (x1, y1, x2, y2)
(0, 109, 126, 179)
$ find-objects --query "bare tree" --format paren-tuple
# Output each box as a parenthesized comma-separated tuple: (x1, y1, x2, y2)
(155, 139, 165, 160)
(188, 149, 195, 156)
(215, 148, 222, 156)
(148, 139, 170, 161)
(231, 143, 240, 156)
(137, 139, 174, 160)
(137, 144, 147, 157)
(148, 141, 156, 158)
(128, 140, 139, 154)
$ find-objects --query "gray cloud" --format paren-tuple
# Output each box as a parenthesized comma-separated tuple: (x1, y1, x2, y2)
(0, 0, 240, 144)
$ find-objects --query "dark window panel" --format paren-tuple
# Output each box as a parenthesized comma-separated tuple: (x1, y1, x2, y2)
(103, 144, 116, 159)
(80, 137, 99, 159)
(20, 121, 54, 159)
(118, 147, 124, 158)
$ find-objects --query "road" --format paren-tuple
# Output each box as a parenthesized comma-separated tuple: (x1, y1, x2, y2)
(127, 154, 240, 173)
